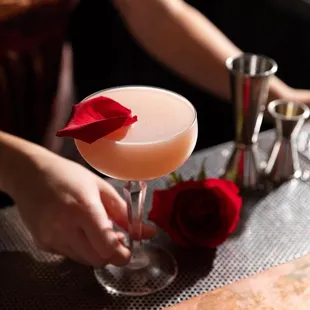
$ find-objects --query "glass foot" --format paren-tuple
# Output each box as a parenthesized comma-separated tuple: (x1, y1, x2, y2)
(94, 243, 177, 296)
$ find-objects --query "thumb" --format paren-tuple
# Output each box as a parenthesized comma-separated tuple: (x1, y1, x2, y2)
(97, 179, 157, 239)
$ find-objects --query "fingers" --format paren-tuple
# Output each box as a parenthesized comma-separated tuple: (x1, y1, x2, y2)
(36, 240, 90, 266)
(75, 229, 130, 267)
(83, 201, 131, 266)
(83, 222, 131, 267)
(34, 233, 104, 266)
(98, 180, 157, 239)
(67, 229, 109, 267)
(97, 180, 127, 230)
(64, 246, 90, 265)
(116, 231, 126, 244)
(53, 245, 90, 266)
(35, 228, 129, 267)
(32, 178, 156, 268)
(33, 211, 130, 267)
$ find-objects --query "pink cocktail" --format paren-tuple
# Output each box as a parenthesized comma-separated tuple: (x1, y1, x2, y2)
(75, 86, 198, 295)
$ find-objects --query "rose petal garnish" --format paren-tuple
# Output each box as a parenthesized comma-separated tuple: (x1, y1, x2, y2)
(56, 96, 137, 143)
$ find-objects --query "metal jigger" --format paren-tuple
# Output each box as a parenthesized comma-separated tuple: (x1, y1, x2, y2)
(265, 100, 310, 183)
(222, 54, 278, 189)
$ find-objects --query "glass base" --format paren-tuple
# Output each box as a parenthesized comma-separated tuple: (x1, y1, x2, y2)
(94, 244, 177, 296)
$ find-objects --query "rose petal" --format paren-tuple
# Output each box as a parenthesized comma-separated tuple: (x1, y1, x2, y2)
(149, 181, 203, 227)
(149, 189, 176, 229)
(174, 193, 221, 248)
(218, 179, 240, 194)
(171, 186, 225, 248)
(204, 178, 240, 195)
(166, 224, 192, 247)
(204, 179, 242, 234)
(56, 96, 138, 143)
(179, 198, 230, 248)
(149, 181, 204, 244)
(150, 188, 193, 247)
(170, 189, 207, 247)
(176, 180, 241, 247)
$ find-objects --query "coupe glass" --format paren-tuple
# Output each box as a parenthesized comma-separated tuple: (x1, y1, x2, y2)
(75, 86, 198, 296)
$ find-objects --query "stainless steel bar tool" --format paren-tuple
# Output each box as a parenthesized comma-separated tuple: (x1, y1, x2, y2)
(265, 99, 310, 183)
(222, 53, 278, 189)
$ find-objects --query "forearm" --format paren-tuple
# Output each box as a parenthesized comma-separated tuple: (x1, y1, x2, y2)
(0, 131, 47, 195)
(114, 0, 291, 101)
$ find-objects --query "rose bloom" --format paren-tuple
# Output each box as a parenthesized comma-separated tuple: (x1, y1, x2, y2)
(149, 179, 242, 248)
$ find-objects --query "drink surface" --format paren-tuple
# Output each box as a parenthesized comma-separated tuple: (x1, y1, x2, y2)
(75, 86, 198, 180)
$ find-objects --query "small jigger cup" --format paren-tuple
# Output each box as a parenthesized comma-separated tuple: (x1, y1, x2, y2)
(265, 99, 310, 184)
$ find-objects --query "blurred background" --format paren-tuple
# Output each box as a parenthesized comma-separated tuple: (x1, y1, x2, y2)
(0, 0, 309, 172)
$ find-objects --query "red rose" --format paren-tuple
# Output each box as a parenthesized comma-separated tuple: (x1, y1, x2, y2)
(149, 179, 242, 248)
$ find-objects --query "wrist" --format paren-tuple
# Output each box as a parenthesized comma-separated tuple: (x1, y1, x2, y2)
(269, 77, 294, 102)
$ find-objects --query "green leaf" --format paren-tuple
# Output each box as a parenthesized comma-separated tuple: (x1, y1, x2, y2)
(170, 171, 183, 184)
(197, 158, 208, 181)
(178, 173, 184, 182)
(166, 179, 173, 188)
(170, 171, 178, 184)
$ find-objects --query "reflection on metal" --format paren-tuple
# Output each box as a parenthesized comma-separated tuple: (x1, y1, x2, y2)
(222, 53, 277, 189)
(265, 100, 310, 183)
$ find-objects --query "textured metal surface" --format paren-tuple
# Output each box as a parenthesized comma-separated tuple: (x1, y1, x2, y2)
(297, 122, 310, 160)
(2, 130, 310, 309)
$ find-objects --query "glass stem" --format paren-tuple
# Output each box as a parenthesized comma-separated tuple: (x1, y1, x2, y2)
(123, 181, 149, 269)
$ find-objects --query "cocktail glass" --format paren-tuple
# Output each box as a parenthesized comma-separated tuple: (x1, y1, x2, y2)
(75, 86, 198, 296)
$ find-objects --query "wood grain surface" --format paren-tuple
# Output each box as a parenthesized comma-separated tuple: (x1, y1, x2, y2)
(165, 254, 310, 309)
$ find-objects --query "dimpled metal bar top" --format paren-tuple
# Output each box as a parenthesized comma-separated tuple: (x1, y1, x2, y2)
(1, 130, 310, 310)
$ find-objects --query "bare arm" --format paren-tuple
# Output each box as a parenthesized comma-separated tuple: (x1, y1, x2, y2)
(0, 131, 49, 195)
(0, 132, 33, 194)
(113, 0, 294, 102)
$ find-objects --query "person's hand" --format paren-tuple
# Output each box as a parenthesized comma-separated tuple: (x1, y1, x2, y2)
(286, 88, 310, 106)
(270, 78, 310, 106)
(9, 149, 156, 267)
